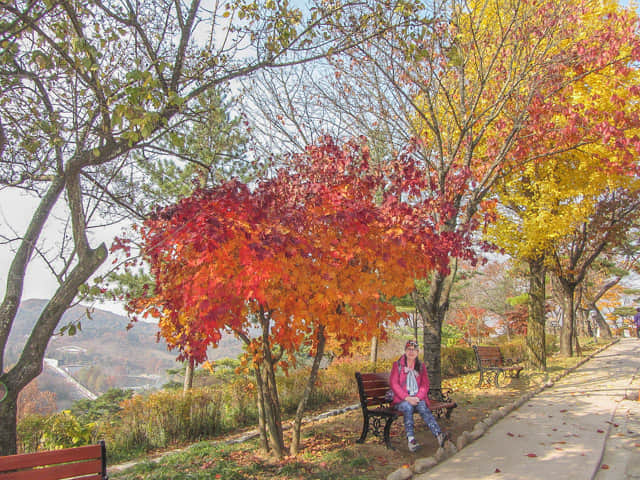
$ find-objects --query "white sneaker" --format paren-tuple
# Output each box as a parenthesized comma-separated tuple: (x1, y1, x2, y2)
(408, 438, 420, 452)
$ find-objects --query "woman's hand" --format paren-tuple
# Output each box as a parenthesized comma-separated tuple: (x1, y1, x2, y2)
(406, 396, 420, 406)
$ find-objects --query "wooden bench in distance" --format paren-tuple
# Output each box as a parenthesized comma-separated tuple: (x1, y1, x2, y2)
(0, 441, 108, 480)
(355, 372, 457, 449)
(473, 345, 523, 387)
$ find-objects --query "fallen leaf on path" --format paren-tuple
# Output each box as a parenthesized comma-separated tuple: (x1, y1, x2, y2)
(526, 453, 537, 458)
(507, 432, 515, 437)
(597, 429, 605, 433)
(601, 465, 610, 470)
(494, 468, 502, 473)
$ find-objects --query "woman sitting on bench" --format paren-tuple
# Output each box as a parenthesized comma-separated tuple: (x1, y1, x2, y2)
(389, 340, 448, 452)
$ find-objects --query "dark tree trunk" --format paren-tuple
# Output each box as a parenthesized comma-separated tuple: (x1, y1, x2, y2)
(0, 383, 17, 455)
(526, 257, 546, 370)
(258, 309, 285, 458)
(253, 365, 270, 452)
(291, 326, 326, 455)
(559, 281, 577, 356)
(412, 266, 455, 401)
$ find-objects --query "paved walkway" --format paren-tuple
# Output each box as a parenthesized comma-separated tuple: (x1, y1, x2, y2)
(415, 339, 640, 480)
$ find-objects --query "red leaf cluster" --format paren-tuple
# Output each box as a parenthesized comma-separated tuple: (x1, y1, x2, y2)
(125, 137, 469, 364)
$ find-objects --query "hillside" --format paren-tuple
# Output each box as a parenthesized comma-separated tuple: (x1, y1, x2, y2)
(7, 299, 243, 408)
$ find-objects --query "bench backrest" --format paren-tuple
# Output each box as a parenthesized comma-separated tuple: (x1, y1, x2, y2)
(473, 345, 504, 368)
(355, 372, 390, 409)
(0, 441, 107, 480)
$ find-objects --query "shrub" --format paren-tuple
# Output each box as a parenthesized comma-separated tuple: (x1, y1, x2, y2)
(100, 387, 230, 455)
(441, 346, 477, 376)
(41, 411, 95, 450)
(16, 414, 46, 453)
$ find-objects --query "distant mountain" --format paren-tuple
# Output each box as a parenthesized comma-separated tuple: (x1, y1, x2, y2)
(7, 299, 243, 408)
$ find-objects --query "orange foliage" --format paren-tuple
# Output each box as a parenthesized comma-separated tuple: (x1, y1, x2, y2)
(17, 379, 57, 420)
(498, 305, 529, 337)
(449, 306, 495, 345)
(119, 137, 470, 367)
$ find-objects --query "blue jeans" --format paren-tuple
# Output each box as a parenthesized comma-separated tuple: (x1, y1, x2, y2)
(395, 400, 442, 439)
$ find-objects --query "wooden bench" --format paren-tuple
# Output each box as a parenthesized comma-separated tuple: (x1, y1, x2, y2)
(473, 345, 523, 387)
(355, 372, 457, 449)
(0, 441, 108, 480)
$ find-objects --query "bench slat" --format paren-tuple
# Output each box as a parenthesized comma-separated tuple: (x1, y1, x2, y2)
(0, 442, 106, 480)
(0, 445, 102, 471)
(0, 459, 103, 480)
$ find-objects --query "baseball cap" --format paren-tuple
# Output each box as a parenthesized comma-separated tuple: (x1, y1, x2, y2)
(405, 340, 419, 349)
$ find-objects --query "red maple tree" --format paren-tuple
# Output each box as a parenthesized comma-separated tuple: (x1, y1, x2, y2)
(118, 136, 468, 456)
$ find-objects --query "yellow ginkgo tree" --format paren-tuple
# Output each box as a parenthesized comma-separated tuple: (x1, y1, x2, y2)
(397, 0, 640, 384)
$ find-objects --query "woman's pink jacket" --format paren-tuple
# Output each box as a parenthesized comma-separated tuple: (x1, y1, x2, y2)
(389, 355, 431, 408)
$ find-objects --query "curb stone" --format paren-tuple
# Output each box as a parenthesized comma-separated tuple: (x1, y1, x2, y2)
(385, 339, 620, 480)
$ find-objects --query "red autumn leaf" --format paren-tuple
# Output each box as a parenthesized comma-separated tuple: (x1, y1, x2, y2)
(601, 465, 610, 470)
(494, 468, 501, 473)
(526, 453, 537, 458)
(507, 432, 515, 437)
(597, 429, 605, 433)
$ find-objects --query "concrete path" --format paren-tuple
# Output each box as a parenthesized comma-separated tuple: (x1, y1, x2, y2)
(415, 339, 640, 480)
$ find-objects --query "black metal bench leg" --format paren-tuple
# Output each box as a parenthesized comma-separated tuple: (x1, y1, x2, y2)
(494, 370, 502, 387)
(383, 416, 396, 450)
(478, 369, 484, 387)
(357, 413, 370, 444)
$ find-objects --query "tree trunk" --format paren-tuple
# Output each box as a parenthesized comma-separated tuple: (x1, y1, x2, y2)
(236, 329, 269, 452)
(587, 277, 619, 339)
(0, 241, 107, 455)
(0, 385, 17, 455)
(526, 257, 546, 370)
(291, 327, 326, 455)
(589, 304, 612, 338)
(369, 336, 378, 365)
(412, 267, 455, 401)
(258, 309, 285, 458)
(253, 365, 270, 452)
(0, 170, 109, 455)
(559, 281, 576, 356)
(183, 359, 194, 393)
